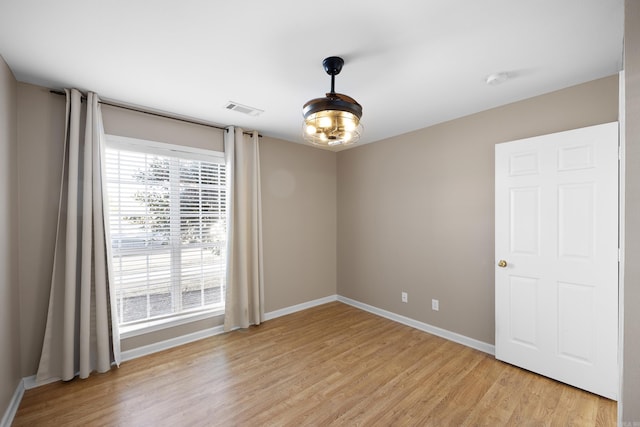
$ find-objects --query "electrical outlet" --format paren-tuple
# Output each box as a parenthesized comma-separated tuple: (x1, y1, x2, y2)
(401, 292, 408, 303)
(432, 299, 439, 311)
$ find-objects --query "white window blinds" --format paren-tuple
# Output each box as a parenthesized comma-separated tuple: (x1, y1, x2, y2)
(104, 136, 227, 326)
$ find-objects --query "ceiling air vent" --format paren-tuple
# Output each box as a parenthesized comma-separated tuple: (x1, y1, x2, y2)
(224, 101, 264, 117)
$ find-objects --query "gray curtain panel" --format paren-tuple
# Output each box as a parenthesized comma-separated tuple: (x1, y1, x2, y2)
(223, 126, 264, 331)
(36, 89, 120, 384)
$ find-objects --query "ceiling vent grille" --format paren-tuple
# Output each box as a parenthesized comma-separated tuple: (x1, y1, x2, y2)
(224, 101, 264, 117)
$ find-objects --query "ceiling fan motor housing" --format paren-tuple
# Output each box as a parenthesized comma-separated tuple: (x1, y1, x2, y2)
(323, 56, 344, 76)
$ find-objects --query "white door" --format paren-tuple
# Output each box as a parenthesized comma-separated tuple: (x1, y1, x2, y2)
(495, 122, 619, 400)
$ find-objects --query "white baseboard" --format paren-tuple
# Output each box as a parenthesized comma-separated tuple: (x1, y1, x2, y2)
(1, 379, 24, 427)
(22, 374, 59, 391)
(337, 296, 495, 355)
(264, 295, 338, 321)
(120, 324, 226, 362)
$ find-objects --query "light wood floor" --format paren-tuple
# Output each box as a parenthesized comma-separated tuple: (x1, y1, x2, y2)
(14, 302, 616, 426)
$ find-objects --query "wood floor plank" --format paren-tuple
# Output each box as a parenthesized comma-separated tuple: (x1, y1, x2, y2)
(420, 354, 505, 426)
(553, 386, 601, 427)
(13, 302, 616, 426)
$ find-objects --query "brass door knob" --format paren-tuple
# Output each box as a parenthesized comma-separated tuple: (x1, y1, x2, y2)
(498, 260, 508, 268)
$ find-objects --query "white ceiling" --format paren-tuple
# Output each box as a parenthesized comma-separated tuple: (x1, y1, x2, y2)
(0, 0, 624, 150)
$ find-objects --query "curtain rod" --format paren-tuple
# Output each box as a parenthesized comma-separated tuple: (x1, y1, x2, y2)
(49, 90, 262, 137)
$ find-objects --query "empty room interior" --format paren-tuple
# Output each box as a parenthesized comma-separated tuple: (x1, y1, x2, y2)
(1, 1, 640, 426)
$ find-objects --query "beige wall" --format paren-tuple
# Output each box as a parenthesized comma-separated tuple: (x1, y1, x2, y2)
(0, 56, 20, 419)
(16, 84, 66, 377)
(260, 136, 337, 312)
(16, 85, 338, 362)
(623, 0, 640, 422)
(337, 75, 619, 345)
(101, 104, 224, 152)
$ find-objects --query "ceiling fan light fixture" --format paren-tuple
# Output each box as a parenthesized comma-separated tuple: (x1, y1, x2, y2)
(302, 56, 363, 147)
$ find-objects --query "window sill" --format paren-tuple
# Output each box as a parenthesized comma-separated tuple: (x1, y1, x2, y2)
(119, 308, 225, 339)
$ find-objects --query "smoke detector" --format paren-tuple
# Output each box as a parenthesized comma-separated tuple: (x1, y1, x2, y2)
(485, 72, 510, 86)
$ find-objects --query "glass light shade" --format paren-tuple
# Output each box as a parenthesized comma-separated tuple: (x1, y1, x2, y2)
(302, 109, 363, 147)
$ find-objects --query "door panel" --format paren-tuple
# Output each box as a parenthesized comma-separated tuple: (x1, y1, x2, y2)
(558, 183, 595, 259)
(495, 122, 618, 400)
(509, 187, 540, 255)
(509, 151, 539, 175)
(508, 275, 539, 348)
(557, 281, 595, 363)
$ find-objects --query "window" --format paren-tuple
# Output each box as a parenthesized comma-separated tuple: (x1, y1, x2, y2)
(104, 135, 227, 328)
